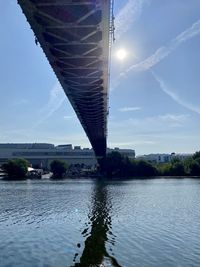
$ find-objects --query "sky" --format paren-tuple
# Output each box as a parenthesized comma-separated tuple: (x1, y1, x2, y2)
(0, 0, 200, 155)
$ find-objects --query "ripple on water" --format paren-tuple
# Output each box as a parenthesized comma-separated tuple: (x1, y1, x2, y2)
(0, 179, 200, 267)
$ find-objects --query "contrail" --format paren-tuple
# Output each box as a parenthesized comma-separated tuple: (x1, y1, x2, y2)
(119, 107, 141, 112)
(32, 1, 150, 122)
(111, 19, 200, 91)
(33, 82, 66, 127)
(126, 19, 200, 72)
(33, 1, 149, 124)
(115, 0, 150, 40)
(152, 72, 200, 115)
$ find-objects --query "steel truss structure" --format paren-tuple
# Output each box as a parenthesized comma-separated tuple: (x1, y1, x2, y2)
(18, 0, 111, 158)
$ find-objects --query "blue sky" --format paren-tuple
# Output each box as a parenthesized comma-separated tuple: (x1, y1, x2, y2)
(0, 0, 200, 155)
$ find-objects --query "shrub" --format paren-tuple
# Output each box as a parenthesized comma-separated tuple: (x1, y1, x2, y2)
(2, 158, 29, 180)
(50, 160, 68, 178)
(135, 160, 158, 177)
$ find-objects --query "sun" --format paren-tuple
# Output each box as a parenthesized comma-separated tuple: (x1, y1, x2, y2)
(116, 49, 127, 61)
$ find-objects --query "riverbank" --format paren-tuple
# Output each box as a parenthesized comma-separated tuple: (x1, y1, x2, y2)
(1, 174, 200, 181)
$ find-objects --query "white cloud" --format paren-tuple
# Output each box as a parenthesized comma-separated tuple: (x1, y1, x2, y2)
(108, 140, 156, 148)
(107, 113, 192, 153)
(119, 106, 141, 112)
(63, 115, 75, 120)
(115, 0, 150, 40)
(159, 113, 188, 121)
(126, 19, 200, 72)
(157, 113, 190, 125)
(127, 114, 189, 127)
(152, 72, 200, 115)
(110, 113, 190, 134)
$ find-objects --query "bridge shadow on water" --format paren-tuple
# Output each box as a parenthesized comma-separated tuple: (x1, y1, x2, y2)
(72, 181, 121, 267)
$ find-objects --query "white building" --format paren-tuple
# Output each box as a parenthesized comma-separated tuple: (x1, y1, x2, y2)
(137, 153, 192, 163)
(0, 143, 135, 170)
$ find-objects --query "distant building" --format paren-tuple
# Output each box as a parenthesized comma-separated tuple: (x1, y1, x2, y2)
(0, 143, 135, 170)
(74, 146, 81, 150)
(107, 147, 135, 159)
(56, 144, 72, 150)
(137, 153, 192, 163)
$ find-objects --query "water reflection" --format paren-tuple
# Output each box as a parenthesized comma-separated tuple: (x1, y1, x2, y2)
(73, 181, 121, 267)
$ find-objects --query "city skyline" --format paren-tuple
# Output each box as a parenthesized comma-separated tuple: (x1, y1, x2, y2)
(0, 0, 200, 154)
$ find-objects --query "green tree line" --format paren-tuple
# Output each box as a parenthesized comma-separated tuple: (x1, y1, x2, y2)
(1, 152, 200, 180)
(1, 159, 68, 180)
(100, 151, 200, 178)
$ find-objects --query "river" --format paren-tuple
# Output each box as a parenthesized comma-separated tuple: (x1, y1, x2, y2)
(0, 178, 200, 267)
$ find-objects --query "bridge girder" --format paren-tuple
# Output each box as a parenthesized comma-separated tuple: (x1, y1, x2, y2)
(18, 0, 111, 158)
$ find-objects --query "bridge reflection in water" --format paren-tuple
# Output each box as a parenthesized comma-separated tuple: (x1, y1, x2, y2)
(73, 181, 121, 267)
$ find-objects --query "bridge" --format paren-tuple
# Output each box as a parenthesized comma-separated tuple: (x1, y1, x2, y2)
(18, 0, 112, 159)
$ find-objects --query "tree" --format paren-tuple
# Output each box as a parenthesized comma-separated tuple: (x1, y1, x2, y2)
(193, 151, 200, 160)
(190, 161, 200, 176)
(50, 160, 68, 178)
(100, 152, 158, 178)
(100, 151, 127, 178)
(135, 160, 158, 177)
(2, 158, 29, 180)
(156, 162, 171, 176)
(169, 161, 186, 176)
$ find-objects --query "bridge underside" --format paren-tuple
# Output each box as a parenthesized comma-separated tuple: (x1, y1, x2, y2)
(18, 0, 111, 158)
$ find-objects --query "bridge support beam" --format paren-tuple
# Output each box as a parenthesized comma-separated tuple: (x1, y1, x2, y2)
(18, 0, 111, 158)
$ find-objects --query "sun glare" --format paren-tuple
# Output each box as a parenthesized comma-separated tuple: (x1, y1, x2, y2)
(116, 49, 127, 61)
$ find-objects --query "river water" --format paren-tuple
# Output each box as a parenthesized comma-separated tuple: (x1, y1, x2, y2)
(0, 178, 200, 267)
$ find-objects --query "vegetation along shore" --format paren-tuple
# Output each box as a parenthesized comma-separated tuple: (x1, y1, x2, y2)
(0, 151, 200, 180)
